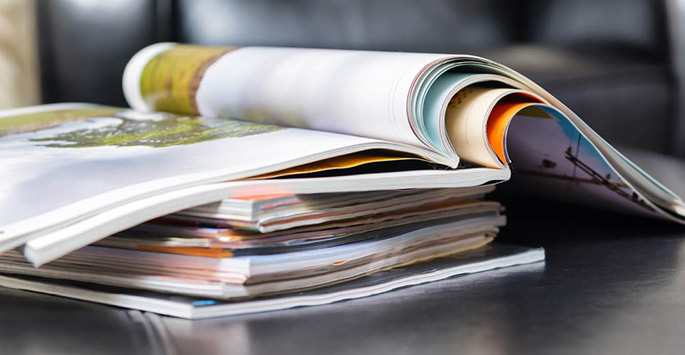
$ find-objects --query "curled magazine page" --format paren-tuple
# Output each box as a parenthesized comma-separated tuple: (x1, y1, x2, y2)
(124, 43, 446, 148)
(505, 106, 672, 219)
(435, 84, 685, 222)
(459, 60, 685, 218)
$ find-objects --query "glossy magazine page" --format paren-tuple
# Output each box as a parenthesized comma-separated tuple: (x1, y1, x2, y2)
(0, 103, 450, 258)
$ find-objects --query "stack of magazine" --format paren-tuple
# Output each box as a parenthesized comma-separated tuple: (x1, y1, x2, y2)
(0, 44, 683, 319)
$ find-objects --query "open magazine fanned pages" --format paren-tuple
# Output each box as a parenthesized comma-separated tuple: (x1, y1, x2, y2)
(0, 43, 683, 318)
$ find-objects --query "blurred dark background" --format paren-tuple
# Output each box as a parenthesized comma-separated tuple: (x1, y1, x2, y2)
(33, 0, 685, 158)
(4, 4, 685, 351)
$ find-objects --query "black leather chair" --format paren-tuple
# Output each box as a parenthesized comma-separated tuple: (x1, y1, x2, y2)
(36, 0, 685, 157)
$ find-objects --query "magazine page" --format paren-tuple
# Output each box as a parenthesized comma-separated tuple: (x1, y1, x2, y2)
(121, 44, 517, 161)
(462, 60, 685, 219)
(123, 43, 449, 149)
(433, 82, 685, 222)
(0, 103, 452, 255)
(504, 105, 672, 218)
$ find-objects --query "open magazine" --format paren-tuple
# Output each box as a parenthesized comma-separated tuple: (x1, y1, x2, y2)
(0, 44, 683, 316)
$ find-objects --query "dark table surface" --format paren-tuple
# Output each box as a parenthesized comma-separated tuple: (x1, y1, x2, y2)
(2, 149, 685, 355)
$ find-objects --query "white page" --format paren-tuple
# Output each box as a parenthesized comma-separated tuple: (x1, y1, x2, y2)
(124, 43, 449, 148)
(0, 104, 448, 254)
